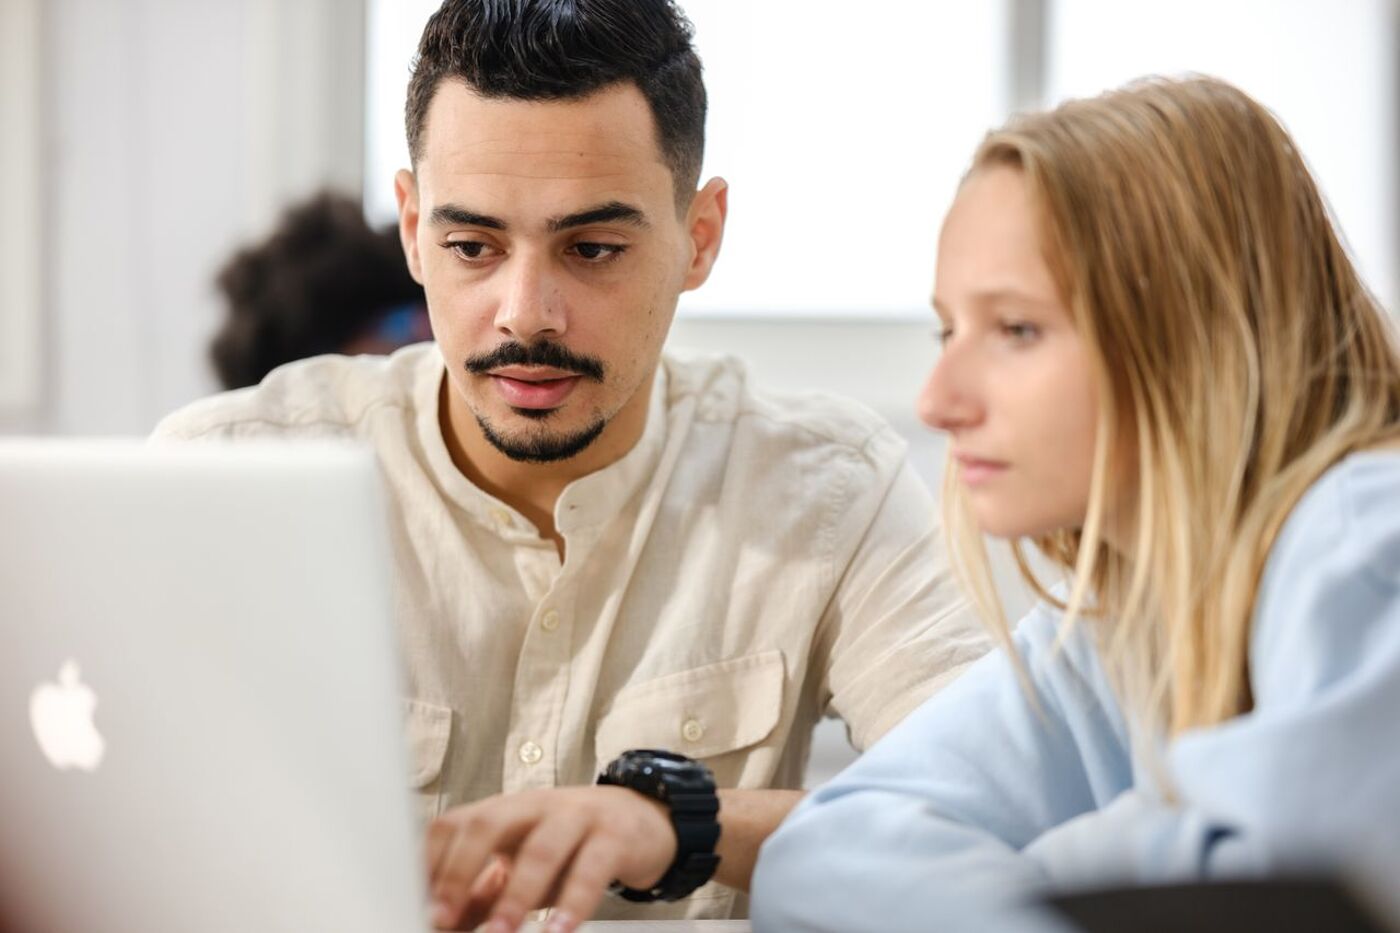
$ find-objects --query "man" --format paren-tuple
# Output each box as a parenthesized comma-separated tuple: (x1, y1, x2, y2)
(156, 0, 985, 929)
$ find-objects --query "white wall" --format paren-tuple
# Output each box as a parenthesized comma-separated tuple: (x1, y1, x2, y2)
(0, 0, 43, 427)
(19, 0, 365, 436)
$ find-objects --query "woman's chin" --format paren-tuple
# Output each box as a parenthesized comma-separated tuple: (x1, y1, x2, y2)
(970, 505, 1071, 542)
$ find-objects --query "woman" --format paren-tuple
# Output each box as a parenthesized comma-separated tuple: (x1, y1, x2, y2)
(751, 76, 1400, 931)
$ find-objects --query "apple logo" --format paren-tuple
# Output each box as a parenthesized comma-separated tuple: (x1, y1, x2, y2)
(29, 660, 106, 772)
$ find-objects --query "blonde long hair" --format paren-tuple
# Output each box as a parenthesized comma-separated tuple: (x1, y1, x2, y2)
(948, 76, 1400, 736)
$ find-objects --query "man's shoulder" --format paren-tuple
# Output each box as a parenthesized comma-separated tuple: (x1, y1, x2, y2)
(662, 349, 906, 464)
(153, 343, 439, 440)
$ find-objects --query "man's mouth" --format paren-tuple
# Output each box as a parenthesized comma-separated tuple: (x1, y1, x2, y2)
(487, 366, 583, 410)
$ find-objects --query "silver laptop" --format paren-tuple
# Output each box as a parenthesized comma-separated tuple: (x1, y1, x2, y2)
(0, 439, 429, 933)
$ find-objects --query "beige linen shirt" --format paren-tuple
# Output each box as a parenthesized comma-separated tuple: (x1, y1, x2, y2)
(154, 342, 986, 920)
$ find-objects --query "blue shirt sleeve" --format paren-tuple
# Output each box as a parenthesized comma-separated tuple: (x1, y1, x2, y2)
(751, 452, 1400, 932)
(1027, 454, 1400, 892)
(752, 600, 1135, 932)
(1168, 453, 1400, 882)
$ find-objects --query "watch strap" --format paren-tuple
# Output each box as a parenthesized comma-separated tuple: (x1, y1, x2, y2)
(598, 752, 722, 902)
(614, 789, 720, 902)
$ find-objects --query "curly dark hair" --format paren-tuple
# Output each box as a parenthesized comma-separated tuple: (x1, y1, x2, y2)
(405, 0, 707, 202)
(208, 192, 426, 389)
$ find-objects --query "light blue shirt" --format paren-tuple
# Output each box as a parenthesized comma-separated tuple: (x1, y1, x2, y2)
(752, 451, 1400, 932)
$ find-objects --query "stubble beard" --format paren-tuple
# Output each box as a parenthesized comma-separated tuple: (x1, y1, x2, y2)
(474, 408, 609, 463)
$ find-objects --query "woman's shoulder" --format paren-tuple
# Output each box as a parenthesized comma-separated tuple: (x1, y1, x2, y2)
(1268, 448, 1400, 589)
(1251, 449, 1400, 696)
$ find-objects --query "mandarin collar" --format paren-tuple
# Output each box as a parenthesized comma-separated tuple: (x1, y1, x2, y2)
(415, 347, 669, 542)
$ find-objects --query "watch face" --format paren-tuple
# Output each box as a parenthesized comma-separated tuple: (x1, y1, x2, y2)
(608, 750, 715, 800)
(611, 750, 676, 798)
(632, 750, 695, 771)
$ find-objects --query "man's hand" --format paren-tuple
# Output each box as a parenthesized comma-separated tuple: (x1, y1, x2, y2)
(426, 785, 675, 932)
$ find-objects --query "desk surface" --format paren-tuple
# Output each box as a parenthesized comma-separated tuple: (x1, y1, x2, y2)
(523, 923, 750, 932)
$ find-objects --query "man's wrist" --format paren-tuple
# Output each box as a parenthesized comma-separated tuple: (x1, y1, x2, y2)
(596, 749, 722, 902)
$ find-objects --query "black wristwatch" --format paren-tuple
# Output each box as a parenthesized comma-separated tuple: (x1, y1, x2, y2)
(596, 749, 722, 902)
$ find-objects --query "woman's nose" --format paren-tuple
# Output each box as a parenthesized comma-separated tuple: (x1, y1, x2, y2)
(917, 345, 981, 434)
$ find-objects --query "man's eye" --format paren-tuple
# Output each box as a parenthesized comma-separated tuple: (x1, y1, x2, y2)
(571, 242, 626, 263)
(447, 241, 493, 261)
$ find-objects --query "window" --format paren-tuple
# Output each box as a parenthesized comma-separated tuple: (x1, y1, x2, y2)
(362, 0, 1014, 319)
(364, 0, 442, 227)
(1047, 0, 1399, 313)
(675, 1, 1011, 318)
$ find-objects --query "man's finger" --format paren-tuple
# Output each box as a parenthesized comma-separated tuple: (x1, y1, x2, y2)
(453, 855, 512, 932)
(542, 833, 628, 933)
(485, 811, 592, 929)
(423, 817, 456, 882)
(429, 804, 533, 928)
(431, 825, 495, 929)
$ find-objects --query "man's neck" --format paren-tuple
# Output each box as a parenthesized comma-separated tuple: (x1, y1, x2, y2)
(438, 372, 655, 553)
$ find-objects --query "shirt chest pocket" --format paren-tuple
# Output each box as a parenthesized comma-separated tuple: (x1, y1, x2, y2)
(402, 697, 452, 827)
(594, 651, 786, 788)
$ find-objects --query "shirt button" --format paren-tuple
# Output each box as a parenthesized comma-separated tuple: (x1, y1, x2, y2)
(681, 719, 705, 744)
(540, 609, 561, 632)
(518, 741, 543, 765)
(491, 507, 513, 529)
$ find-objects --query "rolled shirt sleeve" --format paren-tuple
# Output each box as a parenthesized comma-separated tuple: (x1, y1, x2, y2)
(815, 448, 991, 751)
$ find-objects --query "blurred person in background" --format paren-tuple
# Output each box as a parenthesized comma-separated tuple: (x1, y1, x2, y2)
(752, 75, 1400, 932)
(156, 0, 986, 928)
(209, 190, 429, 390)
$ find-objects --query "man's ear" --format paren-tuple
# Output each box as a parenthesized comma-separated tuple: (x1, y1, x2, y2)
(395, 168, 425, 285)
(681, 177, 728, 292)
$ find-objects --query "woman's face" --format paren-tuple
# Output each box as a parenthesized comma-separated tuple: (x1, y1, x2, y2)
(918, 166, 1101, 540)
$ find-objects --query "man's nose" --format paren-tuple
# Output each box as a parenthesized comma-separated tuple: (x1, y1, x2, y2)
(493, 254, 566, 342)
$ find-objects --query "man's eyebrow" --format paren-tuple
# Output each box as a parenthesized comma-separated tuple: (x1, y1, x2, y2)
(547, 201, 649, 232)
(429, 204, 507, 230)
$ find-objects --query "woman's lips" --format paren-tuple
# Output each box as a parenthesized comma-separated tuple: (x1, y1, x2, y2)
(954, 453, 1009, 487)
(490, 373, 581, 410)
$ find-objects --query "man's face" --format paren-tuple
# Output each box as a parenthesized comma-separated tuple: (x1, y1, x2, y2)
(397, 80, 721, 464)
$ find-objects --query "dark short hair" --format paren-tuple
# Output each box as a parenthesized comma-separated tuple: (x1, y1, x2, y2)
(406, 0, 706, 202)
(209, 192, 425, 389)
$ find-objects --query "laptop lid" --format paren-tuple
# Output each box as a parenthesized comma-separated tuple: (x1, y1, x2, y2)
(0, 439, 428, 933)
(1047, 877, 1397, 933)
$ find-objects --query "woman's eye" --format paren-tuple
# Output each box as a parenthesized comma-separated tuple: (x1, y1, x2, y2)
(571, 242, 626, 263)
(1001, 321, 1041, 342)
(934, 325, 955, 345)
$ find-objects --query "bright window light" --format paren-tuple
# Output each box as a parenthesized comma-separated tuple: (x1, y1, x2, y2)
(363, 1, 1013, 320)
(1047, 0, 1399, 314)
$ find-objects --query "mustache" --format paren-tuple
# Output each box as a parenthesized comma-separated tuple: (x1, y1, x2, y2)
(463, 341, 606, 382)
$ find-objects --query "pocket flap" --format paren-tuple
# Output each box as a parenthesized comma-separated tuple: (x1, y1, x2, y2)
(401, 697, 452, 788)
(595, 650, 786, 764)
